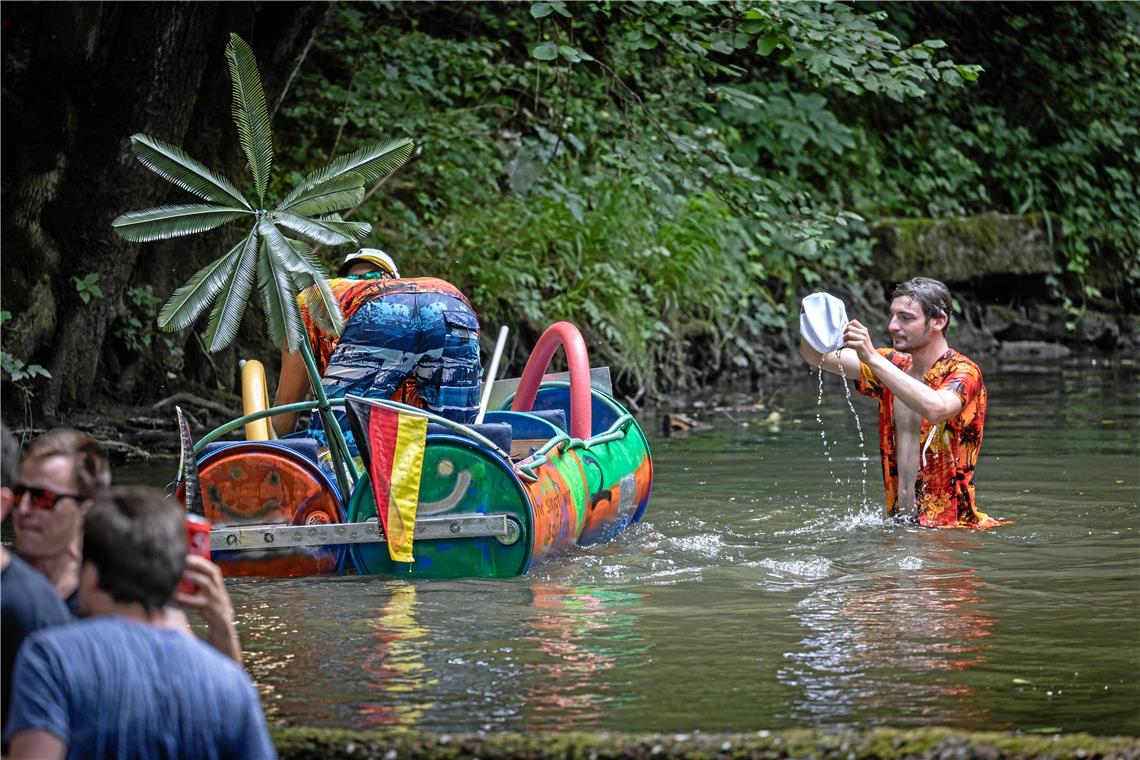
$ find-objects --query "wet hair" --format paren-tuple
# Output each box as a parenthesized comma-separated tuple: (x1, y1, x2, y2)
(892, 277, 953, 326)
(83, 486, 186, 611)
(1, 423, 19, 488)
(22, 429, 111, 498)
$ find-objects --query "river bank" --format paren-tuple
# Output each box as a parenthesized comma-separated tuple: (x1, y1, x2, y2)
(269, 727, 1140, 759)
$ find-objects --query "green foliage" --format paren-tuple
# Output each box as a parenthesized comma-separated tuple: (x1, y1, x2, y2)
(277, 1, 974, 390)
(0, 311, 51, 383)
(272, 2, 1133, 391)
(113, 33, 414, 353)
(113, 286, 185, 359)
(72, 273, 104, 304)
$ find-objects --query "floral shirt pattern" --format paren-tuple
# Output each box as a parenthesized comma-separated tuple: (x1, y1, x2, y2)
(856, 348, 1002, 528)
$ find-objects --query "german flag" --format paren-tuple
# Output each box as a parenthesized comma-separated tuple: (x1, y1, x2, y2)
(345, 396, 427, 562)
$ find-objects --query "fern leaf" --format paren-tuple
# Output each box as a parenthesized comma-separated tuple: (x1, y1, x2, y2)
(273, 211, 355, 246)
(315, 214, 372, 242)
(130, 134, 251, 210)
(283, 238, 343, 336)
(157, 238, 245, 331)
(296, 273, 344, 337)
(225, 34, 273, 204)
(256, 237, 305, 351)
(203, 231, 259, 352)
(291, 138, 414, 200)
(112, 204, 250, 242)
(277, 172, 366, 213)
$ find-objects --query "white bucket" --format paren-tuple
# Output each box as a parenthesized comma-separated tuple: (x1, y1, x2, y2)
(799, 292, 848, 353)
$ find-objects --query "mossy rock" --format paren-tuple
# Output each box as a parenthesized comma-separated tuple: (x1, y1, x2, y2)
(270, 727, 1140, 760)
(871, 213, 1056, 282)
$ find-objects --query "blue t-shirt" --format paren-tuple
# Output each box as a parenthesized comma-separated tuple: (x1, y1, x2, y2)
(4, 616, 276, 759)
(1, 555, 74, 745)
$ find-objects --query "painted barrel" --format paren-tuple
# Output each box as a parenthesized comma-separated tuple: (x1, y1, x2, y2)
(197, 441, 348, 577)
(348, 384, 653, 579)
(510, 383, 653, 547)
(348, 432, 532, 578)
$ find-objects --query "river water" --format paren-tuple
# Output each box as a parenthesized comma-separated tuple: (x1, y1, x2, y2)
(167, 357, 1138, 735)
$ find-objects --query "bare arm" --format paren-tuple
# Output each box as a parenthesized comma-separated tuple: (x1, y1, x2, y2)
(799, 338, 862, 379)
(271, 350, 310, 436)
(9, 729, 66, 760)
(174, 555, 243, 665)
(843, 320, 963, 423)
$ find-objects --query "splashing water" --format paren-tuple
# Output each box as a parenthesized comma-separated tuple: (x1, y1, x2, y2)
(814, 363, 841, 488)
(815, 353, 870, 510)
(834, 355, 870, 509)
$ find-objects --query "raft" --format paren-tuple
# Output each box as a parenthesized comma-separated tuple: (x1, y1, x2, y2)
(182, 322, 653, 579)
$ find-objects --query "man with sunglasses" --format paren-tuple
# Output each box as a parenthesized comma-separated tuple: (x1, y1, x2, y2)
(4, 486, 275, 759)
(8, 429, 244, 662)
(1, 425, 73, 749)
(11, 429, 110, 613)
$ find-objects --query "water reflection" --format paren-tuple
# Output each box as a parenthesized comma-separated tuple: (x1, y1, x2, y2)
(780, 530, 996, 727)
(359, 583, 437, 729)
(522, 583, 647, 730)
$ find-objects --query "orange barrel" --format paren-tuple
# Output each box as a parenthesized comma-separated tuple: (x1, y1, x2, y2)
(197, 441, 347, 577)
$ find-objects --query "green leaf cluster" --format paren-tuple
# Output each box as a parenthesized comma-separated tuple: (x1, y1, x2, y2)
(274, 2, 1134, 391)
(113, 34, 414, 353)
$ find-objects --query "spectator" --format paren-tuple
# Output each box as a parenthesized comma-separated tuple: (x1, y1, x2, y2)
(1, 424, 72, 749)
(11, 429, 110, 612)
(4, 486, 276, 759)
(10, 428, 243, 661)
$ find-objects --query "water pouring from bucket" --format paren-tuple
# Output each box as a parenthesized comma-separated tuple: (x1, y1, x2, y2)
(800, 292, 871, 510)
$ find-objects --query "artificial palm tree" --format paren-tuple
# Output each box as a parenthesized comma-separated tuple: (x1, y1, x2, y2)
(113, 33, 413, 354)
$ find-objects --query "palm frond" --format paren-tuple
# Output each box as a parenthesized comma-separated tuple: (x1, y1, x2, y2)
(277, 172, 366, 213)
(296, 272, 344, 337)
(202, 231, 259, 352)
(157, 239, 245, 331)
(290, 138, 414, 200)
(283, 238, 343, 336)
(130, 134, 251, 210)
(112, 204, 250, 242)
(315, 214, 372, 242)
(225, 34, 273, 204)
(272, 211, 356, 246)
(256, 237, 305, 351)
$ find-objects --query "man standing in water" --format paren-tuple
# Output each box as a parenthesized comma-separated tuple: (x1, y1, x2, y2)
(799, 277, 1001, 528)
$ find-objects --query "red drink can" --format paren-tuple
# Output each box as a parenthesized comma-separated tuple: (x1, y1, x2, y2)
(178, 514, 212, 596)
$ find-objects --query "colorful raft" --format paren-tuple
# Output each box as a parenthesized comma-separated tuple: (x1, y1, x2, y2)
(184, 322, 653, 579)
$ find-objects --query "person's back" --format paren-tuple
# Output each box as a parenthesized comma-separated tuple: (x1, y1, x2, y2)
(275, 249, 482, 451)
(1, 554, 73, 742)
(6, 616, 273, 760)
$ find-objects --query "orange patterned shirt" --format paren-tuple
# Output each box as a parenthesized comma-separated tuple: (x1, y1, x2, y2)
(855, 348, 1001, 528)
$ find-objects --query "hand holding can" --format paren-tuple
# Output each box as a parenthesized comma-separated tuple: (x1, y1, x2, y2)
(178, 514, 212, 596)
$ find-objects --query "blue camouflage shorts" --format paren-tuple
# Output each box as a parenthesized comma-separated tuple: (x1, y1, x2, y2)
(308, 290, 481, 456)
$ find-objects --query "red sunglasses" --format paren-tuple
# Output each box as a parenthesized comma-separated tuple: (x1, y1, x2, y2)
(11, 484, 84, 511)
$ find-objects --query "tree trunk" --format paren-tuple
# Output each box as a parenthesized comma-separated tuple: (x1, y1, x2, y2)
(1, 1, 331, 423)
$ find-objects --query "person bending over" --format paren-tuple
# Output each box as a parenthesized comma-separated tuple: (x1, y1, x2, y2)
(799, 277, 1001, 528)
(4, 486, 276, 760)
(272, 248, 482, 454)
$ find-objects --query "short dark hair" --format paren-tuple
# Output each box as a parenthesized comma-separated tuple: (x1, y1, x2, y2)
(23, 429, 111, 498)
(1, 423, 19, 488)
(83, 486, 187, 611)
(892, 277, 953, 326)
